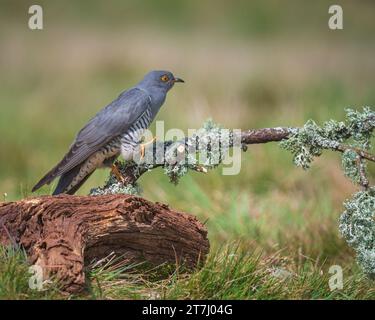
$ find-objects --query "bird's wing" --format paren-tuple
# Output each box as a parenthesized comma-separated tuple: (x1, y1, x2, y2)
(59, 88, 151, 174)
(32, 88, 151, 190)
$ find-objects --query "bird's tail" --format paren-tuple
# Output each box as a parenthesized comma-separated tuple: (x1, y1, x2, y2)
(52, 164, 93, 195)
(32, 145, 83, 193)
(33, 162, 91, 195)
(32, 165, 61, 192)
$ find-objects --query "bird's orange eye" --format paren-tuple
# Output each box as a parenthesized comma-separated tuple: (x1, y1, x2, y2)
(161, 75, 170, 82)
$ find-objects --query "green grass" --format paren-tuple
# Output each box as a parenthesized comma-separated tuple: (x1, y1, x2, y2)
(1, 244, 374, 300)
(0, 246, 61, 299)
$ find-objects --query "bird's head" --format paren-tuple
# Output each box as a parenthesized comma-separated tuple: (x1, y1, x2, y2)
(138, 70, 184, 92)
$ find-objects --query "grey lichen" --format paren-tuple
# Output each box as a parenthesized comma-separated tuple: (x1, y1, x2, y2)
(280, 107, 374, 173)
(339, 188, 375, 278)
(341, 149, 363, 184)
(90, 182, 141, 196)
(163, 118, 232, 184)
(90, 162, 141, 196)
(280, 119, 325, 169)
(346, 107, 375, 149)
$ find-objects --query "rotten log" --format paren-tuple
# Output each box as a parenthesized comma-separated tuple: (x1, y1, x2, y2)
(0, 194, 209, 294)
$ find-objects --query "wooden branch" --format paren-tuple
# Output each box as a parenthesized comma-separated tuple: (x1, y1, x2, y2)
(336, 144, 375, 162)
(356, 156, 370, 190)
(117, 127, 293, 185)
(0, 195, 209, 294)
(240, 127, 291, 144)
(118, 126, 375, 185)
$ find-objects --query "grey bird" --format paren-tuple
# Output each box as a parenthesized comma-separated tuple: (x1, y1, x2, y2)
(32, 70, 184, 195)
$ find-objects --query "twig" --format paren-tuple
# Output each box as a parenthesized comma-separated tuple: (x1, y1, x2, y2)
(356, 156, 370, 190)
(336, 144, 375, 162)
(240, 127, 292, 144)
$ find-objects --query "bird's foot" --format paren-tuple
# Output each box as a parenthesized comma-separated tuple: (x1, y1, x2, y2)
(111, 163, 125, 184)
(140, 137, 156, 160)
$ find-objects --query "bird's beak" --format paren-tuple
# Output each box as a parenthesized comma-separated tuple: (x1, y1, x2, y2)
(173, 77, 185, 83)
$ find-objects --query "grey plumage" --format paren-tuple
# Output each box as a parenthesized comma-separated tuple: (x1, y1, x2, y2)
(32, 70, 184, 195)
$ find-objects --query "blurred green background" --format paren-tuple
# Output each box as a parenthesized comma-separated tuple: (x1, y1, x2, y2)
(0, 0, 374, 277)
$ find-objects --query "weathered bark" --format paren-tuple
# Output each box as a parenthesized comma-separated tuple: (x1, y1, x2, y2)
(0, 195, 209, 294)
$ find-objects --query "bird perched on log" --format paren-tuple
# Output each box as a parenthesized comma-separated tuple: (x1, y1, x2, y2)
(32, 70, 184, 195)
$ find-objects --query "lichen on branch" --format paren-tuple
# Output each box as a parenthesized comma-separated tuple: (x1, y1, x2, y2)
(339, 187, 375, 278)
(279, 107, 375, 173)
(163, 118, 234, 184)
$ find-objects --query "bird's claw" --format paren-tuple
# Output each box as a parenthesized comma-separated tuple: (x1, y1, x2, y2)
(111, 163, 125, 184)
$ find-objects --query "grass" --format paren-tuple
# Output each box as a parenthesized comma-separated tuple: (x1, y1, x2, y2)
(1, 244, 374, 300)
(0, 1, 374, 299)
(0, 245, 61, 299)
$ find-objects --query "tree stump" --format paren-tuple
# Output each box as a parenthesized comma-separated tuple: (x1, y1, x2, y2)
(0, 195, 209, 294)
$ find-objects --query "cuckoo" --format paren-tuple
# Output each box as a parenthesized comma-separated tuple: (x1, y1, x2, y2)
(32, 70, 184, 195)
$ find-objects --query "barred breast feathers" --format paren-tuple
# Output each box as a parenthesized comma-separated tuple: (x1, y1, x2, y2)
(120, 106, 153, 160)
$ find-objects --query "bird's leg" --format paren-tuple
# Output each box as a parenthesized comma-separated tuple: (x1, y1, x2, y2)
(140, 137, 156, 160)
(111, 162, 125, 184)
